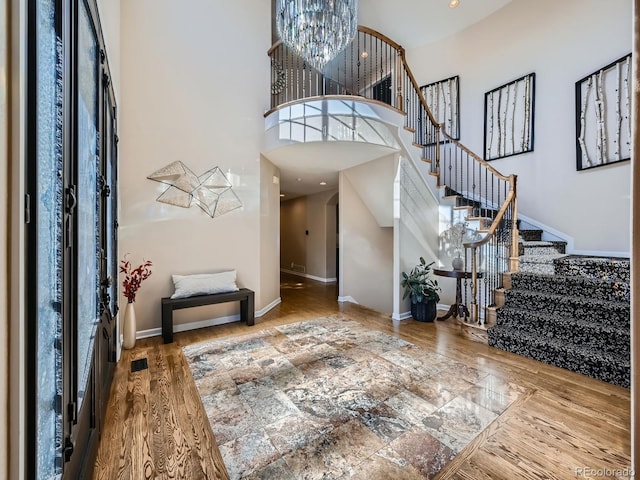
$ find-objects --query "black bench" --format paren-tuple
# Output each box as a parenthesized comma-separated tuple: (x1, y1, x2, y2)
(161, 288, 255, 343)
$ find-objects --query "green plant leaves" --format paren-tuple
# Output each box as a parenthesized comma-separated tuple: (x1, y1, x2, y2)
(400, 257, 441, 305)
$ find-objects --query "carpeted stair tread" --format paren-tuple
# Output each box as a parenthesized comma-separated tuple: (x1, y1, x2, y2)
(519, 253, 568, 264)
(493, 307, 629, 355)
(503, 289, 629, 327)
(519, 253, 568, 274)
(519, 229, 543, 241)
(519, 239, 566, 251)
(520, 241, 557, 247)
(509, 271, 630, 303)
(554, 255, 630, 284)
(496, 306, 630, 336)
(488, 327, 629, 387)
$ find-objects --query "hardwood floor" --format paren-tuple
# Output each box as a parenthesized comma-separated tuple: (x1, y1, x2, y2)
(94, 273, 631, 479)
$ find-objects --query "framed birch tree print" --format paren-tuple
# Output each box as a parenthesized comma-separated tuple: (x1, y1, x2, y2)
(420, 75, 460, 142)
(575, 53, 631, 171)
(483, 73, 535, 161)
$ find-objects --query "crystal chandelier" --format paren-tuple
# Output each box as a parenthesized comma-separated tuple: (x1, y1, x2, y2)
(276, 0, 358, 71)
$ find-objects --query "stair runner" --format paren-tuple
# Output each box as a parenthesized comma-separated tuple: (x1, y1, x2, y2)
(488, 229, 630, 388)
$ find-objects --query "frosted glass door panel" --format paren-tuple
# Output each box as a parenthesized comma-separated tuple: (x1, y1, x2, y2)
(35, 0, 63, 477)
(76, 1, 99, 408)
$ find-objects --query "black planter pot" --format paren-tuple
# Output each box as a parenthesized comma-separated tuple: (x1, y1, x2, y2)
(411, 300, 437, 323)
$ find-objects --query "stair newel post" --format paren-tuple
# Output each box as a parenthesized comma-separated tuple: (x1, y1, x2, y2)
(435, 124, 441, 187)
(470, 246, 480, 324)
(509, 174, 520, 272)
(397, 48, 404, 112)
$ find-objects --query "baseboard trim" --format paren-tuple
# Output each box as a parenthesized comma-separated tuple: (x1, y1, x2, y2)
(517, 213, 572, 245)
(137, 314, 241, 339)
(393, 303, 449, 321)
(518, 212, 580, 246)
(568, 249, 630, 258)
(519, 213, 630, 258)
(256, 297, 282, 317)
(135, 296, 282, 340)
(281, 268, 337, 283)
(337, 296, 358, 304)
(392, 312, 412, 321)
(437, 302, 449, 312)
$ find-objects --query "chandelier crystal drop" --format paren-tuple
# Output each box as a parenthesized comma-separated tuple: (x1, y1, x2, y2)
(276, 0, 358, 71)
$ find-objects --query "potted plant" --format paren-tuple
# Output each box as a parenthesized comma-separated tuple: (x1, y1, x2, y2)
(401, 257, 441, 322)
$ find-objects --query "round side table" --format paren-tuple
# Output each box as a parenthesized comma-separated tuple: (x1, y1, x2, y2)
(433, 268, 480, 321)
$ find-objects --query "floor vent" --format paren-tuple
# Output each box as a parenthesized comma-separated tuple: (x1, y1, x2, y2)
(130, 358, 148, 373)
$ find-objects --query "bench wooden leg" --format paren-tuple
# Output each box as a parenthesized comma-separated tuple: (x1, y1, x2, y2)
(241, 291, 255, 326)
(162, 303, 174, 344)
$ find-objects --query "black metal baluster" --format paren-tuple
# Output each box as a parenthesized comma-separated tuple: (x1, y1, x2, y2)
(356, 33, 360, 96)
(445, 143, 450, 187)
(389, 45, 393, 108)
(375, 36, 379, 99)
(296, 52, 300, 101)
(466, 151, 470, 214)
(485, 169, 488, 227)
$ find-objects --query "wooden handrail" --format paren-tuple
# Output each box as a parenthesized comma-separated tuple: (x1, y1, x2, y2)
(398, 52, 439, 128)
(356, 26, 403, 52)
(463, 189, 515, 249)
(440, 130, 513, 183)
(267, 39, 283, 56)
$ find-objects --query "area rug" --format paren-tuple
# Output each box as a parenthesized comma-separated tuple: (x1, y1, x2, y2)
(183, 315, 524, 479)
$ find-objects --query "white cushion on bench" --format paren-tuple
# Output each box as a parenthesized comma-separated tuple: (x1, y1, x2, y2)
(171, 270, 239, 299)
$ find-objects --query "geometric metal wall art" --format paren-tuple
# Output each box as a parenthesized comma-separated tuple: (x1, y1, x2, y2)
(147, 161, 242, 218)
(575, 53, 632, 171)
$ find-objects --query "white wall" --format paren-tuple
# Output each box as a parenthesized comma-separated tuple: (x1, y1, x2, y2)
(394, 157, 444, 318)
(120, 0, 276, 333)
(407, 0, 632, 255)
(280, 189, 339, 281)
(260, 156, 281, 310)
(342, 154, 398, 227)
(339, 171, 394, 313)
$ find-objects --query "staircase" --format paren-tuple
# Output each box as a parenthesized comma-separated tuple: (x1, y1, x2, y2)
(267, 26, 630, 388)
(489, 228, 630, 388)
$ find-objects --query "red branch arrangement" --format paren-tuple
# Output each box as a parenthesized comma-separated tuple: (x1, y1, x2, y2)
(120, 257, 153, 304)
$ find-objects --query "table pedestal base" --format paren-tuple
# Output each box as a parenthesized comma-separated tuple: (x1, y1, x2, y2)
(433, 268, 478, 322)
(437, 303, 469, 321)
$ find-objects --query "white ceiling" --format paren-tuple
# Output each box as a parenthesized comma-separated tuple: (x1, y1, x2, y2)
(269, 142, 398, 200)
(358, 0, 513, 50)
(272, 0, 514, 200)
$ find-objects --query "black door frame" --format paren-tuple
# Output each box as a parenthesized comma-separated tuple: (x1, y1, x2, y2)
(25, 0, 118, 476)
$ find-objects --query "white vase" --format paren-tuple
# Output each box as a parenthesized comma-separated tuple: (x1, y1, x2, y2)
(452, 255, 464, 271)
(123, 302, 137, 349)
